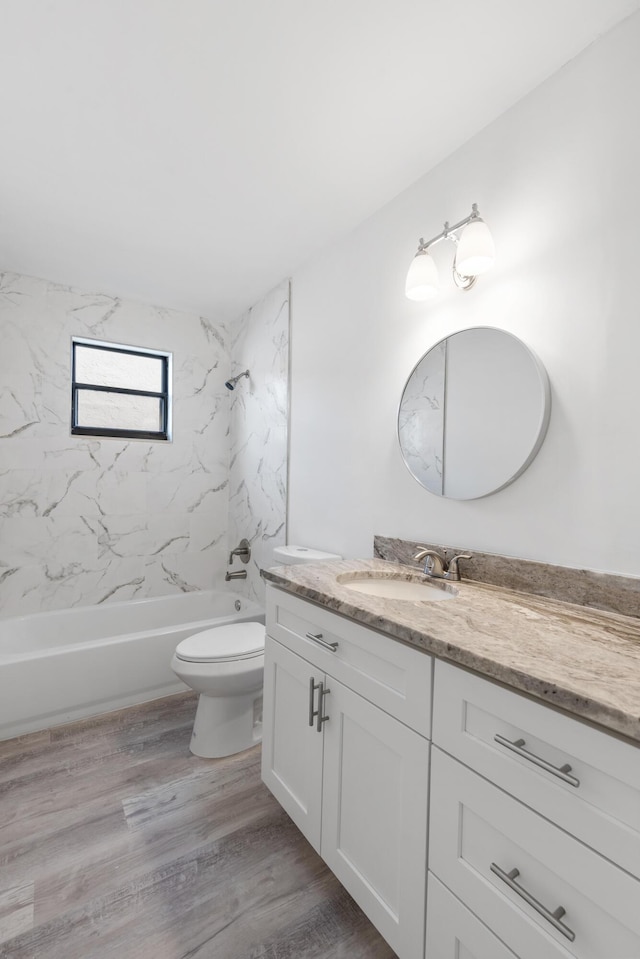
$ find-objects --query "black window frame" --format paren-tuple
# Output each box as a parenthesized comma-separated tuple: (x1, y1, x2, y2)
(71, 337, 172, 441)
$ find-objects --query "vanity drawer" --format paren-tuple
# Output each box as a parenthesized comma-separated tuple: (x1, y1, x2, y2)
(266, 585, 432, 736)
(432, 660, 640, 878)
(429, 747, 640, 959)
(426, 874, 518, 959)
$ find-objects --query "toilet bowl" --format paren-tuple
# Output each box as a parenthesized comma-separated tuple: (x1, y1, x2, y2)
(171, 622, 265, 759)
(172, 545, 342, 759)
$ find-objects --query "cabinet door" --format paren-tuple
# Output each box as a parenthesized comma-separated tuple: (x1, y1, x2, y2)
(261, 636, 324, 850)
(321, 678, 430, 959)
(426, 875, 518, 959)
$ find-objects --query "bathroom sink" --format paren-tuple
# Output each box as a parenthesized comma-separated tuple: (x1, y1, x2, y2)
(336, 572, 457, 602)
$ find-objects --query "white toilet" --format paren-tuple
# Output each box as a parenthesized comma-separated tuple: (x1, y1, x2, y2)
(171, 544, 341, 758)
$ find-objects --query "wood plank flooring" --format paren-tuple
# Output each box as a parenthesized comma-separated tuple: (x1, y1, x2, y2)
(0, 693, 397, 959)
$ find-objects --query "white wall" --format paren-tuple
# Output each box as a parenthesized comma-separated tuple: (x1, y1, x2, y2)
(288, 13, 640, 576)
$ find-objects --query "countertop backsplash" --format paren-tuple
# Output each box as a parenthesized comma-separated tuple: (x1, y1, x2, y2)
(374, 535, 640, 620)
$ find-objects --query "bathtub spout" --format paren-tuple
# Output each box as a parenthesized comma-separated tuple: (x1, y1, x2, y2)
(225, 570, 247, 581)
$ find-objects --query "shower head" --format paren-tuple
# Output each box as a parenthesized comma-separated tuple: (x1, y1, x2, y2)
(225, 370, 250, 391)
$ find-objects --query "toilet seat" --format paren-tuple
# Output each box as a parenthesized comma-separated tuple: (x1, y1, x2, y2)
(175, 622, 264, 664)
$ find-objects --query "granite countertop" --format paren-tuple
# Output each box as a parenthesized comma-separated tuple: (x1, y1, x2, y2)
(262, 558, 640, 744)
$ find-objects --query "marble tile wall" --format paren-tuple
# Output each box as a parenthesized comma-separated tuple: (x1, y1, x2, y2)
(227, 280, 289, 604)
(0, 272, 231, 616)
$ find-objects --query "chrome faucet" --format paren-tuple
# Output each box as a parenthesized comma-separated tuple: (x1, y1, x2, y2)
(414, 547, 472, 582)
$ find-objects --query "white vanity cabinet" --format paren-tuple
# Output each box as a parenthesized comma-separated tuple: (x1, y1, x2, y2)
(262, 583, 640, 959)
(429, 660, 640, 959)
(262, 586, 432, 959)
(262, 637, 325, 845)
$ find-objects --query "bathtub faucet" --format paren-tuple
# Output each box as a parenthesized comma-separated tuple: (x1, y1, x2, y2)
(225, 569, 247, 581)
(228, 538, 251, 565)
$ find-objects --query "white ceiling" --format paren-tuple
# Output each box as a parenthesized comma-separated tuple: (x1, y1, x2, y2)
(1, 0, 638, 322)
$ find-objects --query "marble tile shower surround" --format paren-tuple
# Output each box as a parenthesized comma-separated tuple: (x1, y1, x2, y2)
(0, 272, 232, 616)
(374, 535, 640, 620)
(227, 280, 289, 605)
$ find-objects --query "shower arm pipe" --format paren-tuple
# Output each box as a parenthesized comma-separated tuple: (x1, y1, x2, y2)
(416, 203, 481, 253)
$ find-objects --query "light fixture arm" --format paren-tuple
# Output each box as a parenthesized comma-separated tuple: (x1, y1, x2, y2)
(417, 203, 481, 254)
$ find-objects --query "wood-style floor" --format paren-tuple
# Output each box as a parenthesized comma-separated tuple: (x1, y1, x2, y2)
(0, 692, 396, 959)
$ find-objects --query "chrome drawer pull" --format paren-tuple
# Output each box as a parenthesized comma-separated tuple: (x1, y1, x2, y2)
(305, 631, 339, 652)
(490, 863, 576, 943)
(493, 734, 580, 787)
(316, 682, 330, 733)
(308, 677, 321, 727)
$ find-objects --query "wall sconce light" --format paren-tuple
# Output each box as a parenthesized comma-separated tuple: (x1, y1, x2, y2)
(405, 203, 495, 301)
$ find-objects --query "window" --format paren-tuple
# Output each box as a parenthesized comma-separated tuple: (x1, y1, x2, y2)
(71, 338, 172, 440)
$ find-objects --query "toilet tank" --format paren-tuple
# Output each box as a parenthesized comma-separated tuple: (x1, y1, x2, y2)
(272, 545, 342, 566)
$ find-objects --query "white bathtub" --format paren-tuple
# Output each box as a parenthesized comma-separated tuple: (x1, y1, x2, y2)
(0, 590, 265, 741)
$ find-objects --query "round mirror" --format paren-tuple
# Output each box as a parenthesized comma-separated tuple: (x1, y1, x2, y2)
(398, 327, 551, 499)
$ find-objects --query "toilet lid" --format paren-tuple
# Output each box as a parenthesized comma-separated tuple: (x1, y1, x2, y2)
(175, 622, 265, 663)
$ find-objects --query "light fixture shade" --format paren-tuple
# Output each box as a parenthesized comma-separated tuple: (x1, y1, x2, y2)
(405, 250, 439, 300)
(455, 218, 495, 276)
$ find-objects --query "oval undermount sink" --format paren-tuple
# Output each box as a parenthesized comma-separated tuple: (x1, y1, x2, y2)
(336, 572, 457, 602)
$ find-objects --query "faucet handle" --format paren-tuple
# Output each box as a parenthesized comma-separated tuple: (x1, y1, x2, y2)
(228, 538, 251, 566)
(447, 553, 472, 580)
